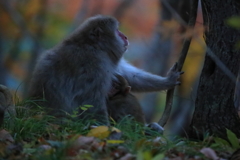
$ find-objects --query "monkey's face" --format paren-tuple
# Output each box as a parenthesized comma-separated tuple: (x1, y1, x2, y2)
(116, 29, 129, 52)
(66, 15, 129, 62)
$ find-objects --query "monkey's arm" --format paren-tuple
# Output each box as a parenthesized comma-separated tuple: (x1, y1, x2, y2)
(116, 59, 182, 92)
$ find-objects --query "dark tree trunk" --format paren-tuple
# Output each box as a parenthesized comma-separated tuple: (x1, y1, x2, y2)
(0, 36, 7, 85)
(189, 0, 240, 139)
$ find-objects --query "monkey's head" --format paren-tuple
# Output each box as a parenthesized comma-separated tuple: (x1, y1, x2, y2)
(66, 15, 129, 63)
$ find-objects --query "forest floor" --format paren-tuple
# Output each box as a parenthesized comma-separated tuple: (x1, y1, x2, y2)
(0, 105, 238, 160)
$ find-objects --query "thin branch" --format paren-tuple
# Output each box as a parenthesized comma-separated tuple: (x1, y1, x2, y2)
(160, 0, 236, 82)
(158, 0, 199, 127)
(206, 47, 236, 82)
(160, 0, 187, 25)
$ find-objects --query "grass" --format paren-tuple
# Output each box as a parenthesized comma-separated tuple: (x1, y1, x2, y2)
(0, 102, 237, 159)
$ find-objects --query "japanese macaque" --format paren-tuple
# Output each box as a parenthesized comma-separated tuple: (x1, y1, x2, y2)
(29, 15, 182, 125)
(107, 75, 164, 133)
(107, 75, 145, 123)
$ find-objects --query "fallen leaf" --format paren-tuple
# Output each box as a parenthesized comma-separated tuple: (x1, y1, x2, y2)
(111, 146, 129, 159)
(87, 126, 110, 139)
(0, 142, 7, 157)
(91, 141, 106, 152)
(107, 140, 125, 144)
(67, 136, 95, 156)
(0, 129, 14, 143)
(119, 153, 135, 160)
(168, 158, 182, 160)
(87, 126, 121, 139)
(38, 137, 48, 144)
(200, 147, 219, 160)
(38, 144, 52, 151)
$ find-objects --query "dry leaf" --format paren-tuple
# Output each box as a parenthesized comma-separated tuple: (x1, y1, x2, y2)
(38, 144, 52, 151)
(200, 148, 219, 160)
(67, 136, 95, 156)
(111, 146, 129, 159)
(87, 126, 110, 139)
(0, 129, 14, 143)
(168, 158, 182, 160)
(119, 153, 135, 160)
(107, 140, 124, 144)
(87, 126, 121, 139)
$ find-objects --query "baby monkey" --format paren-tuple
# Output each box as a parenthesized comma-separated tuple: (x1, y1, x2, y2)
(108, 75, 164, 133)
(108, 74, 145, 123)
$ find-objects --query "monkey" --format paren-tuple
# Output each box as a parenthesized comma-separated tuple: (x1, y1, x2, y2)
(29, 15, 129, 125)
(107, 74, 145, 123)
(107, 75, 164, 134)
(28, 15, 182, 125)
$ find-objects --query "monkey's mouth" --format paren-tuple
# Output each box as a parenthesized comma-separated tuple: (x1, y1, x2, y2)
(124, 40, 129, 48)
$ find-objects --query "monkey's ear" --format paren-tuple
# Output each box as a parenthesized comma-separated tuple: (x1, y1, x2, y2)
(124, 86, 131, 94)
(90, 27, 103, 39)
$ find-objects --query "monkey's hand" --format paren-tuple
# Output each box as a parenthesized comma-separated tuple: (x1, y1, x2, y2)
(166, 62, 184, 87)
(146, 122, 164, 135)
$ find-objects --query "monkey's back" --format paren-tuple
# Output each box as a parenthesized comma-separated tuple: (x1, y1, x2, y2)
(29, 44, 116, 116)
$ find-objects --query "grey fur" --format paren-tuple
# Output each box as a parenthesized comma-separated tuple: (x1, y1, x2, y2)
(29, 15, 124, 124)
(29, 15, 181, 125)
(117, 60, 181, 92)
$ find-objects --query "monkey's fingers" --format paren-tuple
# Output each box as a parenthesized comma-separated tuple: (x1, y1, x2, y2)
(146, 122, 164, 134)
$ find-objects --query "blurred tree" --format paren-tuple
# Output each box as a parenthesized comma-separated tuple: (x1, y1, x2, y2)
(235, 68, 240, 110)
(189, 0, 240, 139)
(71, 0, 90, 28)
(0, 36, 7, 85)
(23, 0, 47, 97)
(113, 0, 136, 19)
(141, 0, 191, 122)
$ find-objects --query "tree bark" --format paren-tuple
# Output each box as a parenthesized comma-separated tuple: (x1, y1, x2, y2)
(189, 0, 240, 139)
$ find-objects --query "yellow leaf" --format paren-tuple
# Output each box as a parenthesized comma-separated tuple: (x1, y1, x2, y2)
(87, 126, 121, 139)
(87, 126, 110, 139)
(111, 127, 121, 133)
(106, 140, 124, 144)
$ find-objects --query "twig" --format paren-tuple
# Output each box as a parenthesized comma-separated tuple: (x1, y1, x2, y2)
(205, 47, 236, 82)
(158, 0, 199, 127)
(160, 0, 236, 83)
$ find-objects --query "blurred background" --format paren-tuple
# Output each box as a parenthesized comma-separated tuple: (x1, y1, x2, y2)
(0, 0, 205, 136)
